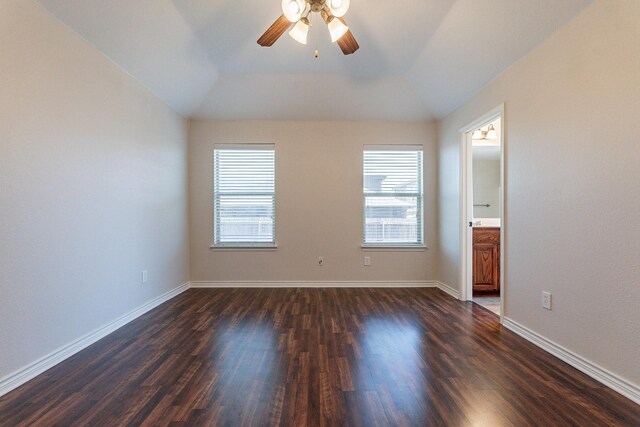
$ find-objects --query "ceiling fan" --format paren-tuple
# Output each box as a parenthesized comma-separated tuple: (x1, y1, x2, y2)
(257, 0, 359, 55)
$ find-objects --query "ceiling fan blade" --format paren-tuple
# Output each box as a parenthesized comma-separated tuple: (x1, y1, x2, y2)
(321, 13, 359, 55)
(257, 15, 293, 47)
(336, 18, 359, 55)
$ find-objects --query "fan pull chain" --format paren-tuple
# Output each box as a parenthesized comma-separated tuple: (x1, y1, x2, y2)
(314, 13, 319, 58)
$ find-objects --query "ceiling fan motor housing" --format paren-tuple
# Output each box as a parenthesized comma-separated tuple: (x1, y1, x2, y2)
(309, 0, 328, 13)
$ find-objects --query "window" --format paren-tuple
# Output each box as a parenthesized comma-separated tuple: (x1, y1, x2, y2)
(214, 145, 275, 247)
(363, 147, 424, 246)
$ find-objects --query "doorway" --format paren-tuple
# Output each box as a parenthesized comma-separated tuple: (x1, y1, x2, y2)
(460, 105, 505, 320)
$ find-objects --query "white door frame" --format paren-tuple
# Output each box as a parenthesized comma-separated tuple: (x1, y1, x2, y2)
(459, 104, 505, 322)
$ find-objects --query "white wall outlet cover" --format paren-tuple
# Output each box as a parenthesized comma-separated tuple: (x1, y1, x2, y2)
(364, 256, 371, 266)
(142, 270, 148, 283)
(542, 291, 552, 310)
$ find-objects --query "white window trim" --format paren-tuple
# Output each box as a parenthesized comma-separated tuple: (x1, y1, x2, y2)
(210, 244, 278, 251)
(361, 245, 427, 252)
(212, 144, 276, 248)
(362, 146, 425, 247)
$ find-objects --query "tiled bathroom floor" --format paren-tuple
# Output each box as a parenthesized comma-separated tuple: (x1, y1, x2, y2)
(473, 295, 500, 315)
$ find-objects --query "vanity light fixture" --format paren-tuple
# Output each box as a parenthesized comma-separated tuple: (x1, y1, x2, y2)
(472, 124, 498, 140)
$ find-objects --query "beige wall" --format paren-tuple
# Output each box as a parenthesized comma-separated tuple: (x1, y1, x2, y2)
(0, 0, 189, 381)
(438, 0, 639, 385)
(189, 120, 438, 283)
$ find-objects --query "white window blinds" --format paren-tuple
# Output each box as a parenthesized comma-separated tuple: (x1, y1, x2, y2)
(363, 147, 424, 246)
(214, 145, 275, 246)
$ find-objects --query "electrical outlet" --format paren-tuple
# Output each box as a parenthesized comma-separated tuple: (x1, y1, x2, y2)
(142, 270, 148, 284)
(542, 291, 552, 310)
(318, 257, 324, 266)
(364, 256, 371, 266)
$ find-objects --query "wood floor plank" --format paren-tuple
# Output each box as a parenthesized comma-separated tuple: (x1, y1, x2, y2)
(0, 288, 638, 426)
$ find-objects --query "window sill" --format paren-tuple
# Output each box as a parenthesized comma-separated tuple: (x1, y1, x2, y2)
(210, 245, 277, 251)
(361, 245, 428, 252)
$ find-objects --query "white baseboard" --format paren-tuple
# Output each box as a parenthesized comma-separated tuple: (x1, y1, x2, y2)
(190, 281, 461, 301)
(190, 280, 443, 289)
(0, 282, 190, 398)
(435, 281, 460, 299)
(503, 317, 640, 405)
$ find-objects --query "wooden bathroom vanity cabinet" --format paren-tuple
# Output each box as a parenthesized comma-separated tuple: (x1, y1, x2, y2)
(473, 227, 501, 292)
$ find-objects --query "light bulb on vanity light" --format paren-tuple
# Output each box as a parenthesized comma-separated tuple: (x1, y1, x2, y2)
(486, 124, 498, 140)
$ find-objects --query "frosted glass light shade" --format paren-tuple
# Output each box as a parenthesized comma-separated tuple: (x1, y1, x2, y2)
(289, 19, 310, 45)
(472, 129, 484, 139)
(328, 18, 349, 42)
(282, 0, 305, 22)
(329, 0, 350, 18)
(486, 125, 498, 140)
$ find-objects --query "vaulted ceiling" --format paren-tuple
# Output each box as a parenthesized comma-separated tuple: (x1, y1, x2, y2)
(34, 0, 594, 120)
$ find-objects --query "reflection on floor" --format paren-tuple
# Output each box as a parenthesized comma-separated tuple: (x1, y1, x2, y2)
(3, 289, 640, 425)
(473, 295, 500, 315)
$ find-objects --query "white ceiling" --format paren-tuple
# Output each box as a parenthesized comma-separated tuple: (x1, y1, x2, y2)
(34, 0, 594, 120)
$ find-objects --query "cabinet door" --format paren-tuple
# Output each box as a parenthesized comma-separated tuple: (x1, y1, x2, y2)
(473, 242, 499, 292)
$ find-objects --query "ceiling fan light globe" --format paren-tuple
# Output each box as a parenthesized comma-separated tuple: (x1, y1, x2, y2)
(329, 0, 350, 17)
(282, 0, 305, 22)
(328, 17, 349, 42)
(289, 19, 310, 45)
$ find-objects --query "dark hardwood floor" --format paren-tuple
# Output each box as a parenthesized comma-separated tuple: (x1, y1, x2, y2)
(1, 288, 638, 426)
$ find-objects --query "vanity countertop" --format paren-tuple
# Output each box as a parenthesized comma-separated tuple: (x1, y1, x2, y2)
(473, 218, 501, 228)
